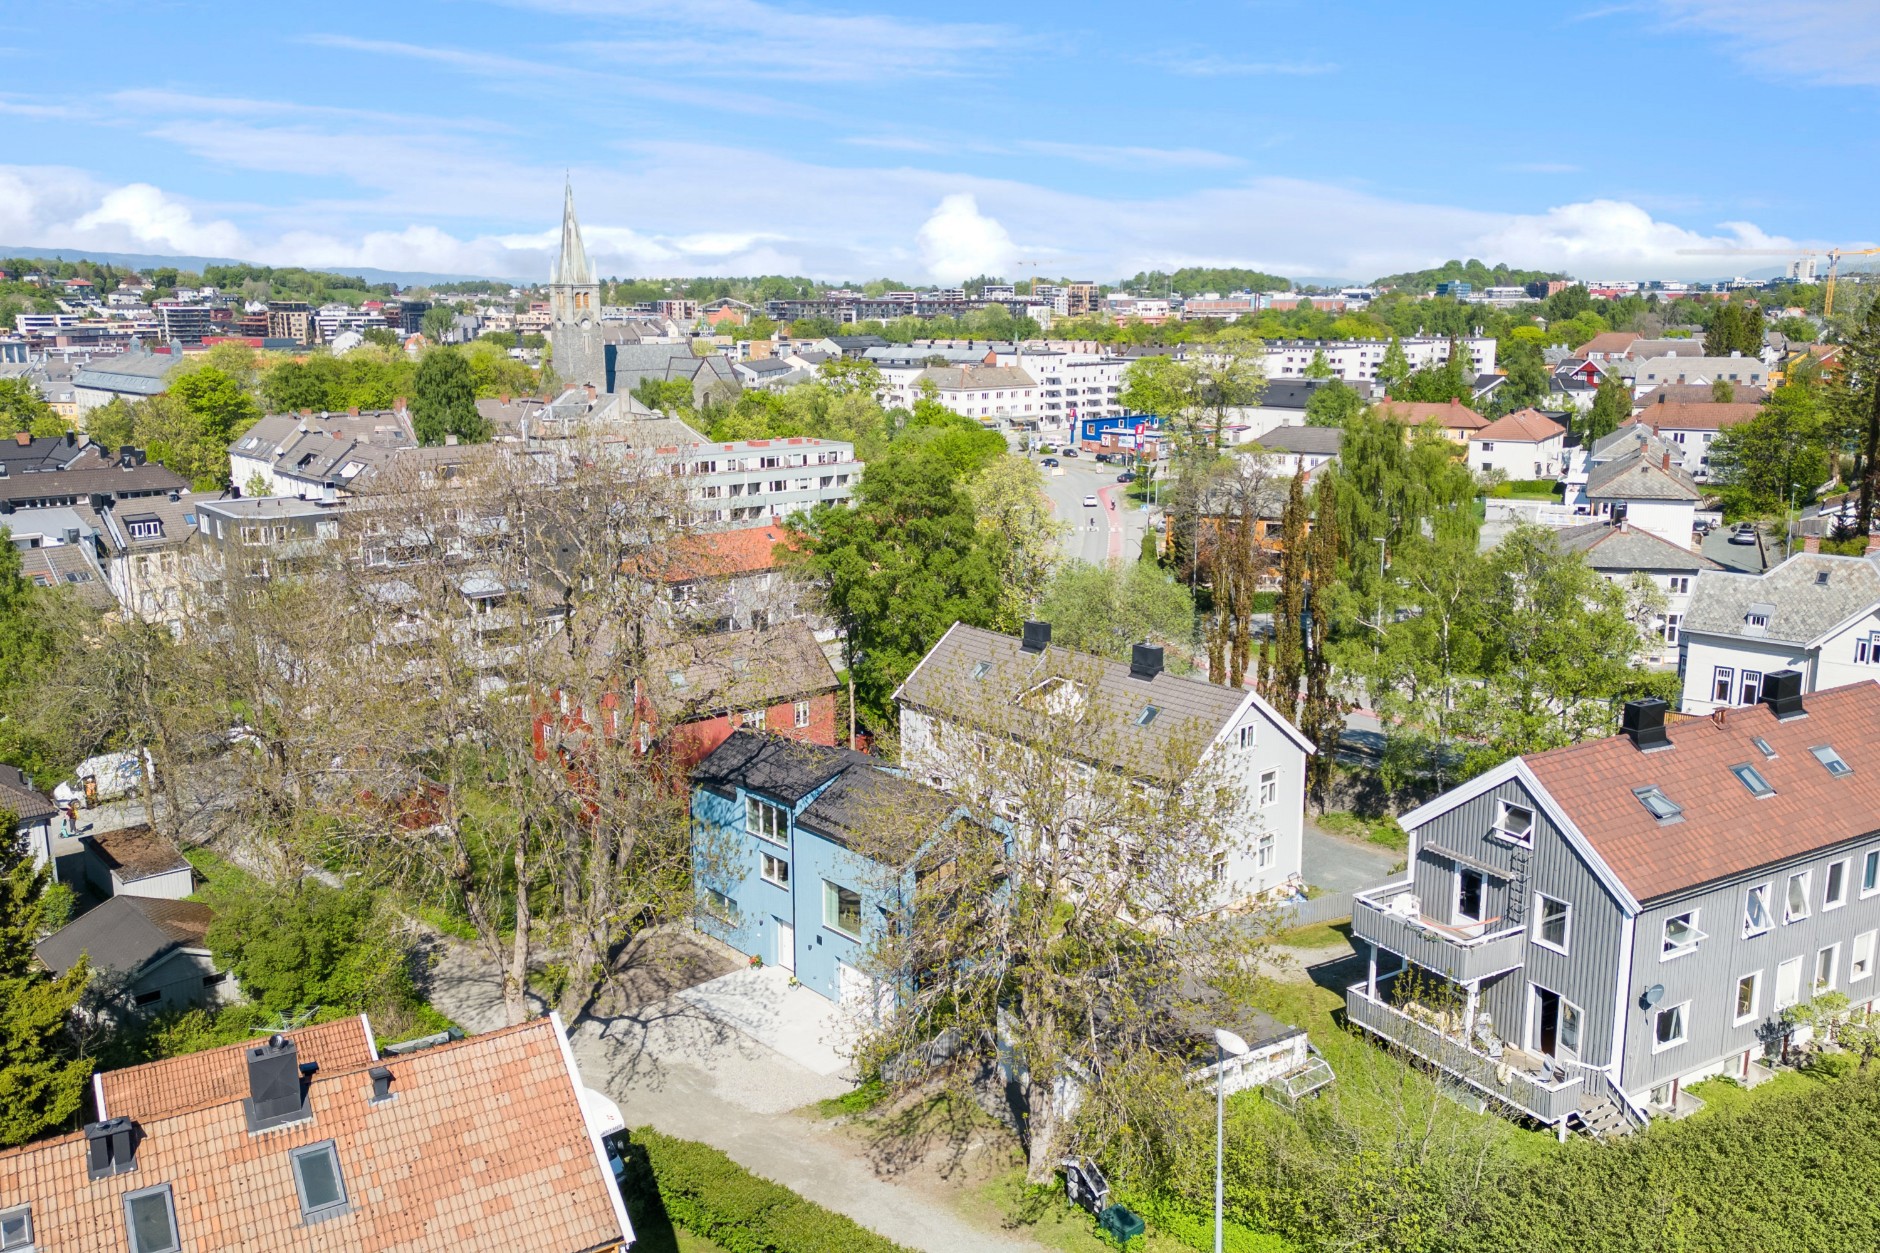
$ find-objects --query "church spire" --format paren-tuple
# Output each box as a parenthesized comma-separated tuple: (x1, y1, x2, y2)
(552, 177, 595, 286)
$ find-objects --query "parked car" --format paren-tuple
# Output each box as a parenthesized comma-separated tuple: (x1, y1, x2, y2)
(1041, 457, 1060, 467)
(1117, 471, 1136, 483)
(1728, 522, 1759, 546)
(1061, 447, 1079, 458)
(1083, 495, 1100, 508)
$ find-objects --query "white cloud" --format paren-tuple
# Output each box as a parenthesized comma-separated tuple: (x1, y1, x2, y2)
(916, 194, 1017, 283)
(71, 183, 248, 257)
(1657, 0, 1880, 85)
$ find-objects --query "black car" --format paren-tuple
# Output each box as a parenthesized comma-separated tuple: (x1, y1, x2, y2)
(1040, 457, 1060, 467)
(1061, 447, 1079, 457)
(1117, 471, 1136, 483)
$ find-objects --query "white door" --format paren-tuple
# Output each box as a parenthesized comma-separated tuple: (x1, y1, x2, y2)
(774, 919, 794, 973)
(838, 961, 891, 1023)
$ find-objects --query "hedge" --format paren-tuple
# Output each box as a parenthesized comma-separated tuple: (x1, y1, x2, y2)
(628, 1127, 914, 1253)
(1123, 1192, 1297, 1252)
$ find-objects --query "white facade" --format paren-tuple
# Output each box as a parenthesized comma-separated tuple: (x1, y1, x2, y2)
(1014, 353, 1126, 429)
(1633, 354, 1769, 394)
(1471, 431, 1564, 479)
(1263, 336, 1497, 384)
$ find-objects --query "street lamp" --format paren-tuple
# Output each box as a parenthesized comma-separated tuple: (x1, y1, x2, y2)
(1371, 535, 1388, 654)
(1212, 1027, 1250, 1253)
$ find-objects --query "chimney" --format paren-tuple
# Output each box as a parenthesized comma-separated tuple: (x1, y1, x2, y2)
(1021, 620, 1051, 653)
(13, 430, 28, 446)
(498, 393, 510, 405)
(1130, 643, 1165, 680)
(1621, 697, 1670, 751)
(445, 433, 459, 446)
(369, 1066, 394, 1102)
(1805, 534, 1821, 554)
(1661, 451, 1670, 470)
(585, 383, 597, 402)
(65, 430, 75, 447)
(1762, 670, 1805, 720)
(348, 406, 359, 416)
(84, 1117, 138, 1179)
(245, 1034, 307, 1130)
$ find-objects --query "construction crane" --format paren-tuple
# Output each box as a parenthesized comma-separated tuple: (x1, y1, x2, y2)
(1676, 244, 1880, 315)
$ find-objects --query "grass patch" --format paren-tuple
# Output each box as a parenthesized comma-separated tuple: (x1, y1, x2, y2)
(816, 1078, 889, 1118)
(183, 847, 260, 897)
(1276, 919, 1353, 949)
(1685, 1067, 1823, 1116)
(1313, 810, 1407, 851)
(969, 1167, 1198, 1252)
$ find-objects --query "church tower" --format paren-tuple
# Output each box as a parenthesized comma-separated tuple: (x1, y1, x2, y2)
(547, 180, 606, 391)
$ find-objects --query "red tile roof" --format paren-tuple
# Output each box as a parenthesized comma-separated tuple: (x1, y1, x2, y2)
(1375, 398, 1490, 430)
(6, 1017, 629, 1252)
(657, 523, 796, 582)
(99, 1015, 377, 1124)
(1524, 682, 1880, 902)
(1471, 409, 1565, 443)
(1628, 401, 1762, 432)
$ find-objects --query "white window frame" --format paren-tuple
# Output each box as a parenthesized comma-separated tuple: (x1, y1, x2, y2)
(759, 851, 789, 888)
(1454, 867, 1486, 926)
(793, 699, 811, 729)
(1237, 724, 1256, 750)
(1785, 869, 1811, 924)
(823, 879, 863, 939)
(1652, 1001, 1689, 1052)
(1816, 943, 1841, 994)
(1532, 892, 1570, 954)
(0, 1206, 32, 1253)
(1774, 956, 1803, 1010)
(746, 796, 789, 847)
(1258, 769, 1278, 807)
(289, 1140, 350, 1225)
(1661, 909, 1704, 960)
(1255, 831, 1276, 869)
(1733, 970, 1762, 1026)
(1744, 882, 1773, 938)
(1825, 858, 1850, 911)
(1493, 799, 1535, 844)
(1862, 849, 1880, 898)
(1854, 931, 1876, 983)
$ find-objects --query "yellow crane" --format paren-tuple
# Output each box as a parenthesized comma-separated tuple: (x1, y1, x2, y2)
(1676, 244, 1880, 314)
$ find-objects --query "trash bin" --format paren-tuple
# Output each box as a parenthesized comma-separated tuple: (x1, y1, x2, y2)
(1098, 1203, 1145, 1244)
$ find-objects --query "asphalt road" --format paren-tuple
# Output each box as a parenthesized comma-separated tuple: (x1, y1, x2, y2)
(1033, 452, 1150, 566)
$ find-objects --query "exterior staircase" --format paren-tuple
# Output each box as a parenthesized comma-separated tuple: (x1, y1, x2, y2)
(1571, 1071, 1650, 1139)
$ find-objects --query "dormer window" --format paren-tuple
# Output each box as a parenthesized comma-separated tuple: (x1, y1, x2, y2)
(970, 661, 991, 680)
(1730, 763, 1775, 798)
(1745, 612, 1768, 628)
(1635, 785, 1682, 822)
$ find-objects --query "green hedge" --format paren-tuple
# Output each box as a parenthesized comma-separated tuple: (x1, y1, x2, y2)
(1488, 479, 1562, 498)
(628, 1127, 913, 1253)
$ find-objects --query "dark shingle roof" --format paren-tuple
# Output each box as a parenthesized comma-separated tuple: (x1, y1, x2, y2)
(35, 895, 213, 977)
(1585, 446, 1700, 501)
(1683, 553, 1880, 644)
(1250, 424, 1341, 455)
(0, 763, 56, 822)
(691, 731, 870, 804)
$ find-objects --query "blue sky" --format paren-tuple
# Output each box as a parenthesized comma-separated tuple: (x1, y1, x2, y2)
(2, 0, 1877, 283)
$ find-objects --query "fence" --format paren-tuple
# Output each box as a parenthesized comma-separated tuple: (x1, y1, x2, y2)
(1275, 890, 1354, 929)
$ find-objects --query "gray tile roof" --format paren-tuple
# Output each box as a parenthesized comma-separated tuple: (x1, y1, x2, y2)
(896, 623, 1305, 781)
(1249, 424, 1342, 455)
(647, 622, 838, 722)
(1585, 446, 1700, 501)
(1682, 553, 1880, 644)
(1553, 521, 1722, 573)
(35, 895, 213, 977)
(0, 763, 56, 823)
(73, 351, 177, 395)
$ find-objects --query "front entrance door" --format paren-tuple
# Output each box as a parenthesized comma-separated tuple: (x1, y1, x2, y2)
(1534, 986, 1560, 1057)
(774, 919, 794, 972)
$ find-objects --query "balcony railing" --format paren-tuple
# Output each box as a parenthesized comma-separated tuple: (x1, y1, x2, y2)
(1345, 985, 1585, 1123)
(1350, 883, 1527, 984)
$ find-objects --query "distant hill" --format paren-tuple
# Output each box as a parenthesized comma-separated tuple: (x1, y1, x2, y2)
(1120, 266, 1292, 295)
(1372, 260, 1568, 291)
(0, 244, 507, 290)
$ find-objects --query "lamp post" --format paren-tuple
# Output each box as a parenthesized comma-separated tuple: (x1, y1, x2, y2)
(1212, 1027, 1250, 1253)
(1371, 534, 1388, 656)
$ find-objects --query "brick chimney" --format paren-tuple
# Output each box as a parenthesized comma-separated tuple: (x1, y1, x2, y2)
(1662, 450, 1670, 470)
(1805, 534, 1821, 554)
(14, 431, 30, 446)
(1867, 534, 1880, 556)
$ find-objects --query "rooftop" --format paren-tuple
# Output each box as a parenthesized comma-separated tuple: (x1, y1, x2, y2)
(1248, 424, 1342, 456)
(1374, 398, 1489, 431)
(34, 895, 213, 978)
(85, 823, 190, 883)
(1682, 552, 1880, 644)
(656, 523, 796, 583)
(1471, 408, 1565, 443)
(1553, 521, 1723, 573)
(647, 622, 838, 721)
(1585, 444, 1701, 502)
(0, 1016, 631, 1253)
(1525, 682, 1880, 901)
(1628, 402, 1763, 433)
(0, 762, 56, 822)
(98, 1016, 376, 1124)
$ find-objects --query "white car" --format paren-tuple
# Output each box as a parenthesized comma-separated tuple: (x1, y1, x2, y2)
(52, 749, 153, 808)
(1084, 495, 1099, 508)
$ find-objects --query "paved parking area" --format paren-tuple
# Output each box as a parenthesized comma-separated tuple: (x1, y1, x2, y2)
(1301, 821, 1400, 894)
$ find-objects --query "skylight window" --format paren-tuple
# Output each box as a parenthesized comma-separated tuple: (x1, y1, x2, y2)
(1136, 704, 1160, 726)
(1731, 763, 1775, 798)
(1817, 571, 1832, 586)
(1752, 736, 1776, 758)
(971, 660, 992, 680)
(1812, 745, 1854, 778)
(1634, 785, 1683, 822)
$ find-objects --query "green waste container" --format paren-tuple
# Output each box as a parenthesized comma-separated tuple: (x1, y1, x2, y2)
(1099, 1203, 1145, 1244)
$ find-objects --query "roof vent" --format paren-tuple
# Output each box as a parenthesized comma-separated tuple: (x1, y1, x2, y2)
(1621, 697, 1670, 751)
(1762, 669, 1804, 720)
(84, 1116, 138, 1179)
(245, 1033, 309, 1131)
(1129, 643, 1164, 680)
(1021, 620, 1051, 653)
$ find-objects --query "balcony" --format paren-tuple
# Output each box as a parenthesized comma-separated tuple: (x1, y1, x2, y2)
(1345, 985, 1586, 1123)
(1350, 883, 1527, 984)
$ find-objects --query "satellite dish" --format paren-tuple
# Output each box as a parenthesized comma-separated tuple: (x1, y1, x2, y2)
(1640, 984, 1665, 1009)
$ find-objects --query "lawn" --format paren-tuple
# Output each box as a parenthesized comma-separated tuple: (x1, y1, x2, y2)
(1275, 919, 1353, 949)
(1313, 810, 1407, 851)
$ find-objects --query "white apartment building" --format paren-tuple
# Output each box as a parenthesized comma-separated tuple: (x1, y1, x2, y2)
(678, 435, 861, 527)
(1263, 337, 1497, 384)
(1017, 352, 1126, 429)
(878, 364, 1039, 424)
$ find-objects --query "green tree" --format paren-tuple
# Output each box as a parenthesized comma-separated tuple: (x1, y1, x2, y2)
(1712, 378, 1737, 403)
(1038, 559, 1195, 666)
(633, 377, 697, 416)
(1705, 300, 1765, 358)
(409, 348, 491, 445)
(790, 442, 1007, 722)
(420, 305, 457, 342)
(204, 879, 417, 1016)
(1709, 384, 1829, 516)
(1303, 349, 1334, 379)
(1583, 372, 1632, 442)
(1832, 298, 1880, 534)
(0, 818, 92, 1147)
(0, 377, 61, 437)
(1375, 336, 1412, 396)
(1304, 379, 1363, 426)
(965, 455, 1063, 623)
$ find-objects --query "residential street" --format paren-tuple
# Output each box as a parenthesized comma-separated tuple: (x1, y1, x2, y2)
(1034, 453, 1149, 565)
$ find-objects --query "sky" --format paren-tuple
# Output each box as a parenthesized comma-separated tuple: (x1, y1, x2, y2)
(3, 0, 1879, 284)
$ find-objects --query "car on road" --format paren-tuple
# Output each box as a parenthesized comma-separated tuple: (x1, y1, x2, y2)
(1061, 447, 1079, 457)
(1040, 457, 1059, 467)
(1083, 495, 1100, 508)
(1117, 471, 1136, 483)
(1728, 522, 1759, 545)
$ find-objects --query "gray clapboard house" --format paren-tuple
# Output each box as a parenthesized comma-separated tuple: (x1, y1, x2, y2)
(1349, 674, 1880, 1134)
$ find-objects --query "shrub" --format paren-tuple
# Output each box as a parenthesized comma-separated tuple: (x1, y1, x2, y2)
(204, 879, 418, 1016)
(1806, 1051, 1857, 1081)
(1123, 1192, 1296, 1252)
(629, 1127, 914, 1252)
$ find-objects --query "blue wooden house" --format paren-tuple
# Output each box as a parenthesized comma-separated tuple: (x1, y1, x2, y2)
(691, 731, 961, 1006)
